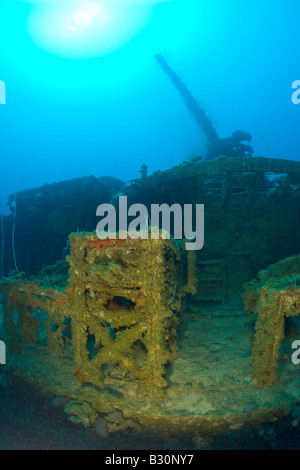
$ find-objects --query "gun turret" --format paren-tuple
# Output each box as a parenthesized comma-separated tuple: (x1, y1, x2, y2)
(155, 54, 253, 160)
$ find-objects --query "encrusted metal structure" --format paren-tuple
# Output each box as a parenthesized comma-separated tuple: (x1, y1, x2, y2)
(243, 254, 300, 386)
(1, 237, 300, 436)
(2, 281, 68, 358)
(2, 231, 189, 399)
(66, 232, 186, 394)
(1, 162, 300, 436)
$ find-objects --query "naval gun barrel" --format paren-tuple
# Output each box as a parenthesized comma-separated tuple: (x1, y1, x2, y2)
(155, 53, 220, 149)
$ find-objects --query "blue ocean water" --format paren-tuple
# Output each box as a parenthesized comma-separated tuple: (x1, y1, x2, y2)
(0, 0, 299, 213)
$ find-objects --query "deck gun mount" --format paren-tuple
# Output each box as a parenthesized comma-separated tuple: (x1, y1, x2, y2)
(155, 53, 253, 160)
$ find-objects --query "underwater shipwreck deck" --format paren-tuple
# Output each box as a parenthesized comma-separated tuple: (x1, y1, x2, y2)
(4, 297, 300, 437)
(1, 156, 300, 438)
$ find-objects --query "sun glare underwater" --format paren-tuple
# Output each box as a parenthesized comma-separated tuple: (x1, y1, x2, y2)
(22, 0, 173, 58)
(0, 0, 202, 89)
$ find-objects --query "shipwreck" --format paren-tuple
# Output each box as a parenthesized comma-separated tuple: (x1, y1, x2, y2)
(0, 56, 299, 438)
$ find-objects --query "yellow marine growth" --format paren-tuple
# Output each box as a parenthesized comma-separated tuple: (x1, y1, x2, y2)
(243, 255, 300, 386)
(65, 231, 185, 396)
(1, 231, 186, 404)
(2, 280, 68, 357)
(183, 251, 197, 295)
